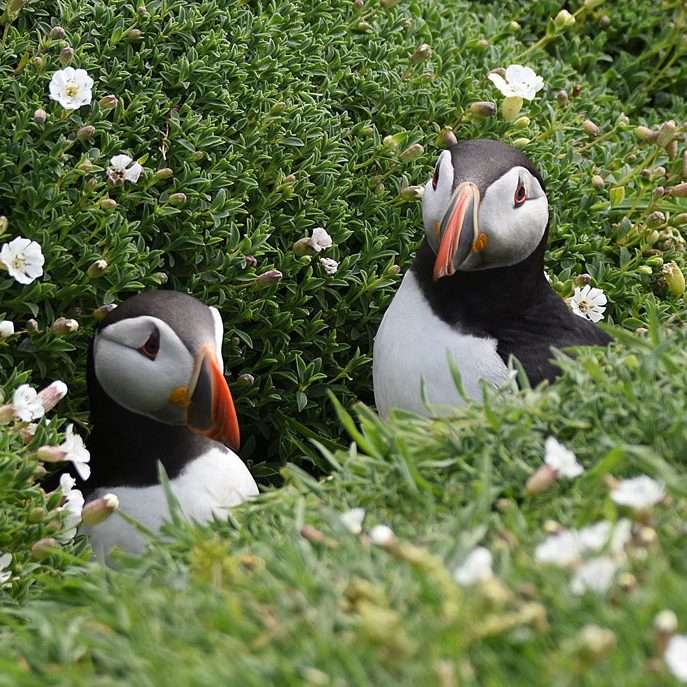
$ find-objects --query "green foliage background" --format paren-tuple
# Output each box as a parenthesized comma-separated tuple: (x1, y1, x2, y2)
(1, 0, 687, 683)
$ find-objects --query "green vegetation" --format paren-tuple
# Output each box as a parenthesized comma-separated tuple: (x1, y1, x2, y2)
(1, 0, 687, 683)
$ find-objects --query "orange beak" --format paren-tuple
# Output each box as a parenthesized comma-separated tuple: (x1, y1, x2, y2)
(433, 182, 481, 281)
(185, 345, 240, 451)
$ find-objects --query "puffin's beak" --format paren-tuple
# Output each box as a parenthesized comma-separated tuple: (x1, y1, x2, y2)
(433, 182, 482, 281)
(184, 345, 240, 451)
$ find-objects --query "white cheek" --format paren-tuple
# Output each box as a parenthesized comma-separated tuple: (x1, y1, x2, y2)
(209, 306, 225, 370)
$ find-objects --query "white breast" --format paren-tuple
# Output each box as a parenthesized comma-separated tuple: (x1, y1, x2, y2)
(83, 447, 258, 558)
(373, 271, 510, 418)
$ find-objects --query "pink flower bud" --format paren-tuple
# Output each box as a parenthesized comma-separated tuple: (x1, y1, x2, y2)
(33, 108, 48, 124)
(59, 47, 74, 65)
(31, 538, 58, 560)
(525, 465, 558, 495)
(255, 269, 283, 286)
(81, 494, 119, 527)
(37, 381, 68, 413)
(99, 95, 118, 109)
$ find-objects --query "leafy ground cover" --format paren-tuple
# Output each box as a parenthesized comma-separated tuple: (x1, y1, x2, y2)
(1, 0, 687, 684)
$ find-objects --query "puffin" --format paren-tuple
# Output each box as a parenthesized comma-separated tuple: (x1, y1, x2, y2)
(82, 290, 258, 556)
(373, 139, 612, 417)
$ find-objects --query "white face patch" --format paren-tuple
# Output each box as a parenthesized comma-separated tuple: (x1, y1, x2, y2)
(422, 150, 455, 249)
(461, 166, 548, 271)
(94, 316, 195, 424)
(209, 306, 225, 371)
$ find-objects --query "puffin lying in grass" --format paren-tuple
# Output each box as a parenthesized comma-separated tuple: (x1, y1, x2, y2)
(373, 139, 612, 418)
(83, 291, 258, 556)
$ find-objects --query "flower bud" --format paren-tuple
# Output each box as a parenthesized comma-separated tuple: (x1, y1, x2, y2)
(576, 625, 617, 666)
(255, 269, 283, 286)
(501, 96, 523, 121)
(525, 465, 558, 495)
(300, 525, 325, 543)
(152, 272, 168, 284)
(582, 119, 599, 137)
(126, 28, 142, 40)
(554, 9, 576, 28)
(475, 39, 489, 49)
(672, 213, 687, 226)
(382, 134, 403, 150)
(399, 143, 423, 163)
(514, 115, 530, 128)
(59, 47, 74, 65)
(654, 610, 678, 636)
(556, 89, 568, 106)
(656, 120, 677, 148)
(591, 174, 605, 190)
(665, 140, 678, 160)
(93, 304, 117, 321)
(652, 186, 665, 201)
(37, 381, 68, 413)
(669, 182, 687, 198)
(410, 43, 432, 63)
(0, 320, 14, 339)
(31, 538, 58, 561)
(354, 0, 363, 9)
(380, 0, 400, 7)
(438, 128, 458, 148)
(81, 494, 119, 527)
(646, 211, 666, 228)
(398, 185, 424, 201)
(51, 317, 79, 335)
(77, 125, 95, 142)
(237, 373, 255, 388)
(33, 108, 47, 124)
(469, 101, 497, 118)
(99, 94, 118, 110)
(635, 125, 657, 142)
(51, 26, 66, 39)
(509, 21, 520, 32)
(617, 114, 630, 126)
(356, 21, 370, 31)
(662, 261, 685, 296)
(0, 216, 6, 234)
(637, 265, 652, 275)
(154, 167, 174, 180)
(87, 259, 108, 278)
(25, 318, 39, 333)
(29, 507, 47, 523)
(512, 137, 530, 149)
(574, 273, 592, 286)
(99, 198, 117, 210)
(36, 445, 69, 462)
(168, 192, 187, 206)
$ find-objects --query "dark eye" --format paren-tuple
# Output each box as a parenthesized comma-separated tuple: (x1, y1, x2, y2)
(138, 327, 160, 360)
(514, 179, 527, 207)
(432, 161, 440, 190)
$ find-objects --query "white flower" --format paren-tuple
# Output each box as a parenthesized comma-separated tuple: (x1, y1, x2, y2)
(57, 473, 84, 542)
(319, 257, 339, 275)
(0, 237, 45, 285)
(566, 285, 607, 323)
(611, 475, 665, 511)
(107, 155, 143, 185)
(0, 553, 12, 588)
(369, 524, 395, 547)
(544, 437, 584, 478)
(577, 521, 612, 552)
(307, 227, 333, 253)
(534, 530, 581, 567)
(48, 67, 93, 110)
(12, 384, 45, 422)
(0, 320, 14, 338)
(570, 555, 618, 595)
(487, 65, 544, 100)
(60, 424, 91, 481)
(454, 546, 494, 586)
(665, 635, 687, 682)
(339, 507, 365, 535)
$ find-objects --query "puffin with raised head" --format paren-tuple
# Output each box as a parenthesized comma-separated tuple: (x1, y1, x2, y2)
(83, 290, 258, 556)
(373, 139, 612, 417)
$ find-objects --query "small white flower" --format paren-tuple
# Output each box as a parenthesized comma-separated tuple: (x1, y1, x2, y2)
(534, 530, 581, 567)
(60, 424, 91, 481)
(339, 507, 365, 535)
(0, 237, 45, 285)
(487, 65, 544, 100)
(48, 67, 93, 110)
(12, 384, 45, 422)
(57, 473, 84, 542)
(544, 437, 584, 478)
(319, 257, 339, 275)
(307, 227, 333, 253)
(369, 524, 395, 547)
(566, 285, 607, 323)
(611, 475, 665, 511)
(570, 555, 618, 595)
(107, 155, 143, 185)
(665, 635, 687, 682)
(0, 553, 12, 588)
(454, 546, 494, 586)
(0, 320, 14, 338)
(577, 521, 612, 552)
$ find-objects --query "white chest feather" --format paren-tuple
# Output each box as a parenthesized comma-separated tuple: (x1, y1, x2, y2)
(83, 447, 258, 557)
(373, 271, 509, 418)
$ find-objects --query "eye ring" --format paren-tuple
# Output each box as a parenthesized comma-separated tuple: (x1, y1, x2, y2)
(138, 327, 160, 360)
(432, 161, 440, 190)
(514, 179, 527, 207)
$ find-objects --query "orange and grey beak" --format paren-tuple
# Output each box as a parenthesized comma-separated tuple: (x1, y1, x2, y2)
(172, 345, 240, 451)
(433, 182, 483, 281)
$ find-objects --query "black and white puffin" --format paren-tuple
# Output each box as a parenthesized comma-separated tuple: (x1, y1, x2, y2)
(373, 139, 612, 417)
(82, 290, 258, 555)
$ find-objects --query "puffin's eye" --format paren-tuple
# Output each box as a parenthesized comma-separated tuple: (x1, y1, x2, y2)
(138, 327, 160, 360)
(432, 161, 440, 190)
(514, 179, 527, 207)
